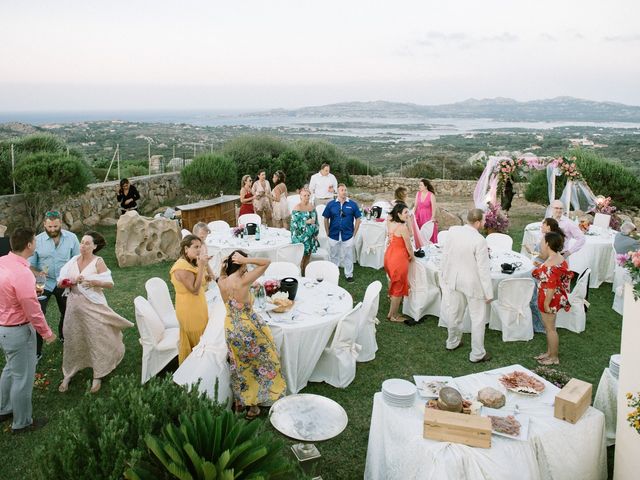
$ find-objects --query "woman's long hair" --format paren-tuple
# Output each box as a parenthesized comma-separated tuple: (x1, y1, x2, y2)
(420, 178, 435, 194)
(389, 202, 408, 223)
(179, 235, 201, 266)
(222, 249, 248, 276)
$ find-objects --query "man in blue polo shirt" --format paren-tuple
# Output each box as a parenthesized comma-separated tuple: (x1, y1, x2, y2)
(323, 184, 361, 282)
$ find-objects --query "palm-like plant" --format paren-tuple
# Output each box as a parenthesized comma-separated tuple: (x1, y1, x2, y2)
(124, 409, 299, 480)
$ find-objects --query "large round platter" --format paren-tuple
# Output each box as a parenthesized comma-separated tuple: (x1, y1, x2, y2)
(269, 394, 348, 442)
(506, 386, 543, 396)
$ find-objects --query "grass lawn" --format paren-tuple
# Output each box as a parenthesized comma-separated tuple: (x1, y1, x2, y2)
(0, 211, 621, 479)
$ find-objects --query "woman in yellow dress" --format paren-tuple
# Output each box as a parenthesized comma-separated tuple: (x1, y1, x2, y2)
(170, 235, 209, 363)
(218, 250, 286, 419)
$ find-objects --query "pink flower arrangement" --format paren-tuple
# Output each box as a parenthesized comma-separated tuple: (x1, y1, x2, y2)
(232, 225, 244, 237)
(263, 279, 280, 297)
(493, 157, 527, 197)
(589, 196, 621, 231)
(617, 250, 640, 299)
(554, 156, 583, 181)
(484, 203, 510, 234)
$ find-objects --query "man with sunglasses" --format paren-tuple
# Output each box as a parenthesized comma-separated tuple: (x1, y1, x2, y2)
(323, 184, 362, 283)
(29, 211, 80, 354)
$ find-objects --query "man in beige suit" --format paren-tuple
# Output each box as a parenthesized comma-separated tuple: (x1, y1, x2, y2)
(440, 209, 493, 362)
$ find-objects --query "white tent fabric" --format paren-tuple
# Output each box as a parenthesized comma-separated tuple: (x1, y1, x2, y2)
(488, 278, 535, 342)
(473, 156, 501, 210)
(556, 268, 591, 333)
(547, 162, 597, 212)
(357, 281, 382, 362)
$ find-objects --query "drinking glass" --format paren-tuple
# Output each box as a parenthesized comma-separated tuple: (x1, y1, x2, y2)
(35, 273, 47, 300)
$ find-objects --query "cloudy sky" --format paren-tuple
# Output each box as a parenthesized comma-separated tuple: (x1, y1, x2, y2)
(1, 0, 639, 110)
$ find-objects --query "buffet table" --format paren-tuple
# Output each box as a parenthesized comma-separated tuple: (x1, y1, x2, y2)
(205, 227, 292, 261)
(365, 364, 607, 480)
(521, 222, 616, 288)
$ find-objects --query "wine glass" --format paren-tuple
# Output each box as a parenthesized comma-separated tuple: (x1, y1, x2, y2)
(35, 273, 47, 300)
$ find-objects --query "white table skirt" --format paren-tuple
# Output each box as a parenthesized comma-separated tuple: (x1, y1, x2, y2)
(206, 227, 291, 261)
(594, 367, 618, 446)
(365, 364, 607, 480)
(522, 222, 615, 288)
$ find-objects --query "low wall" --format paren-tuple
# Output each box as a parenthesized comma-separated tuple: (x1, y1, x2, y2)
(0, 172, 182, 232)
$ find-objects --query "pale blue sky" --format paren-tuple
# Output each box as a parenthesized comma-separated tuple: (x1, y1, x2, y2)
(1, 0, 639, 110)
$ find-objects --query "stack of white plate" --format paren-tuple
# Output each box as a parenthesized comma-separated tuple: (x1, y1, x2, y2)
(609, 354, 621, 379)
(382, 379, 417, 407)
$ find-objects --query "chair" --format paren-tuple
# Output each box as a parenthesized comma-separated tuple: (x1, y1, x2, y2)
(489, 278, 535, 342)
(208, 220, 230, 234)
(309, 303, 363, 388)
(357, 281, 382, 362)
(316, 204, 329, 251)
(612, 265, 631, 315)
(420, 220, 435, 245)
(265, 261, 300, 278)
(145, 278, 180, 329)
(402, 259, 441, 321)
(593, 213, 611, 230)
(287, 194, 301, 213)
(305, 261, 340, 285)
(276, 243, 304, 266)
(556, 268, 591, 333)
(437, 230, 450, 247)
(238, 213, 261, 226)
(358, 223, 387, 269)
(310, 247, 330, 262)
(134, 296, 180, 384)
(486, 232, 514, 251)
(181, 228, 191, 239)
(208, 247, 223, 279)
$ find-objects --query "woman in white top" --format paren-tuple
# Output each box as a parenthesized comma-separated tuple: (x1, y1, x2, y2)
(271, 170, 290, 229)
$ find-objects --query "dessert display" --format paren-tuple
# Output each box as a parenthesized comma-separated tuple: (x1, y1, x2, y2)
(499, 371, 545, 395)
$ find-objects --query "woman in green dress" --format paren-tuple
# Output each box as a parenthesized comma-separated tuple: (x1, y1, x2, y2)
(290, 188, 319, 275)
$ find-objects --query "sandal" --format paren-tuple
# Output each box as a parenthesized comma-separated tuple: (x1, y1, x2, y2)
(388, 316, 405, 323)
(245, 406, 261, 420)
(534, 353, 549, 360)
(537, 357, 559, 366)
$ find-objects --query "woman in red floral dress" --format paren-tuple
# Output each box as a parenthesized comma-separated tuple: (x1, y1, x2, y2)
(532, 231, 573, 365)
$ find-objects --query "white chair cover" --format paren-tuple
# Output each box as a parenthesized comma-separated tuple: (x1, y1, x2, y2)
(276, 243, 304, 266)
(437, 230, 450, 247)
(207, 247, 223, 279)
(593, 213, 611, 229)
(208, 220, 230, 233)
(372, 200, 392, 219)
(309, 303, 363, 388)
(357, 281, 382, 362)
(173, 300, 231, 406)
(486, 232, 514, 251)
(304, 261, 340, 285)
(181, 229, 191, 239)
(420, 221, 435, 246)
(402, 260, 441, 321)
(489, 278, 535, 342)
(134, 296, 179, 384)
(265, 261, 300, 278)
(145, 277, 180, 329)
(316, 204, 329, 251)
(238, 213, 261, 226)
(612, 265, 631, 315)
(556, 268, 590, 333)
(358, 222, 387, 269)
(310, 247, 330, 262)
(287, 194, 301, 213)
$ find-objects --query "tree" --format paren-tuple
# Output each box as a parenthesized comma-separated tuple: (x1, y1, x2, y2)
(181, 153, 238, 196)
(273, 149, 308, 191)
(222, 135, 288, 177)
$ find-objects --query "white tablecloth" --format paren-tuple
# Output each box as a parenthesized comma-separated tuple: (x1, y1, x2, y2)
(263, 277, 353, 394)
(206, 227, 291, 261)
(365, 364, 607, 480)
(521, 222, 616, 288)
(594, 367, 618, 447)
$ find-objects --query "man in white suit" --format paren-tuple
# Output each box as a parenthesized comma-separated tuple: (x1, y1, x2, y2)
(440, 209, 493, 362)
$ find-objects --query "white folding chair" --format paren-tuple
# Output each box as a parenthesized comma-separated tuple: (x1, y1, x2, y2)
(238, 213, 261, 226)
(612, 265, 630, 315)
(265, 261, 300, 278)
(309, 303, 363, 388)
(420, 220, 435, 245)
(402, 259, 441, 321)
(437, 230, 450, 247)
(357, 281, 382, 362)
(593, 213, 611, 230)
(486, 233, 514, 251)
(556, 268, 590, 333)
(489, 278, 535, 342)
(276, 243, 304, 266)
(304, 261, 340, 285)
(310, 247, 330, 262)
(145, 277, 180, 329)
(358, 223, 387, 269)
(315, 204, 329, 251)
(208, 220, 230, 234)
(134, 296, 180, 384)
(181, 229, 192, 239)
(287, 194, 301, 213)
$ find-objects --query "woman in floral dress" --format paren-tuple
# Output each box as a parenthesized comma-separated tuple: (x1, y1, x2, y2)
(532, 231, 573, 365)
(218, 250, 286, 419)
(289, 188, 318, 275)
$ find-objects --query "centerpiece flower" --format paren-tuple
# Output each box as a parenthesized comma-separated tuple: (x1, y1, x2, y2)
(589, 196, 621, 231)
(617, 249, 640, 299)
(232, 225, 244, 237)
(263, 279, 280, 297)
(484, 203, 509, 234)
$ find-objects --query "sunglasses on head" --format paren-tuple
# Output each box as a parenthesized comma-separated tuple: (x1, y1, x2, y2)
(45, 211, 61, 218)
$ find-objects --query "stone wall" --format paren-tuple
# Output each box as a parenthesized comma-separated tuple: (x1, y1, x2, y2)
(0, 172, 182, 232)
(350, 175, 527, 197)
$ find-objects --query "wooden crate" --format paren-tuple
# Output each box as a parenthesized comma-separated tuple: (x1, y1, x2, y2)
(554, 378, 592, 424)
(423, 408, 492, 449)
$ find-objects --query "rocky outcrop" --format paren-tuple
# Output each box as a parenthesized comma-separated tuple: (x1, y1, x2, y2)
(435, 208, 464, 230)
(115, 211, 181, 267)
(0, 224, 6, 237)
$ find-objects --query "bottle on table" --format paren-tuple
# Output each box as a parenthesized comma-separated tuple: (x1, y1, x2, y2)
(255, 225, 261, 241)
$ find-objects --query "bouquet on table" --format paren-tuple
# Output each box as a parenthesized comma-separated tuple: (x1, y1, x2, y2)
(484, 203, 510, 234)
(263, 279, 281, 297)
(232, 225, 244, 237)
(617, 249, 640, 299)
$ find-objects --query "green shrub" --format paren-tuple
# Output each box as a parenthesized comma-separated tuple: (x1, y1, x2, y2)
(181, 153, 238, 196)
(223, 136, 288, 177)
(125, 409, 300, 480)
(123, 164, 149, 178)
(345, 157, 376, 176)
(274, 148, 308, 191)
(404, 161, 439, 179)
(36, 375, 224, 480)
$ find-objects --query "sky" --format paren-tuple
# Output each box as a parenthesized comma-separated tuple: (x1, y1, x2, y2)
(1, 0, 639, 111)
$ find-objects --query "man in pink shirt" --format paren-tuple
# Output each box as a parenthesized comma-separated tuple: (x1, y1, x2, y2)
(0, 227, 56, 433)
(550, 200, 585, 258)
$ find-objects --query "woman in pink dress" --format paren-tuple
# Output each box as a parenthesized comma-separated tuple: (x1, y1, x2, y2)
(414, 178, 438, 243)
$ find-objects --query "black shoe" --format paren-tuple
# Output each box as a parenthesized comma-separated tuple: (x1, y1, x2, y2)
(446, 341, 464, 352)
(471, 353, 492, 363)
(12, 417, 48, 434)
(0, 413, 12, 423)
(403, 318, 419, 326)
(345, 276, 354, 283)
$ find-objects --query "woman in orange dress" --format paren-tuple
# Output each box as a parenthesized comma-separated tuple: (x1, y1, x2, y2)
(532, 231, 573, 365)
(384, 203, 415, 322)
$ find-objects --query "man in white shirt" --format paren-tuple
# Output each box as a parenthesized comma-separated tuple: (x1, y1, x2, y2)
(309, 163, 338, 206)
(440, 209, 493, 363)
(550, 200, 585, 258)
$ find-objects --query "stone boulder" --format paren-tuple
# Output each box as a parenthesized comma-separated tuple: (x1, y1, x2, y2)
(0, 224, 6, 237)
(115, 211, 181, 267)
(99, 217, 118, 227)
(436, 208, 463, 230)
(83, 214, 101, 227)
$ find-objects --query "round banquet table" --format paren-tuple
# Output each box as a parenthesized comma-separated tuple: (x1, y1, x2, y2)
(521, 222, 616, 288)
(205, 227, 291, 261)
(260, 276, 353, 394)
